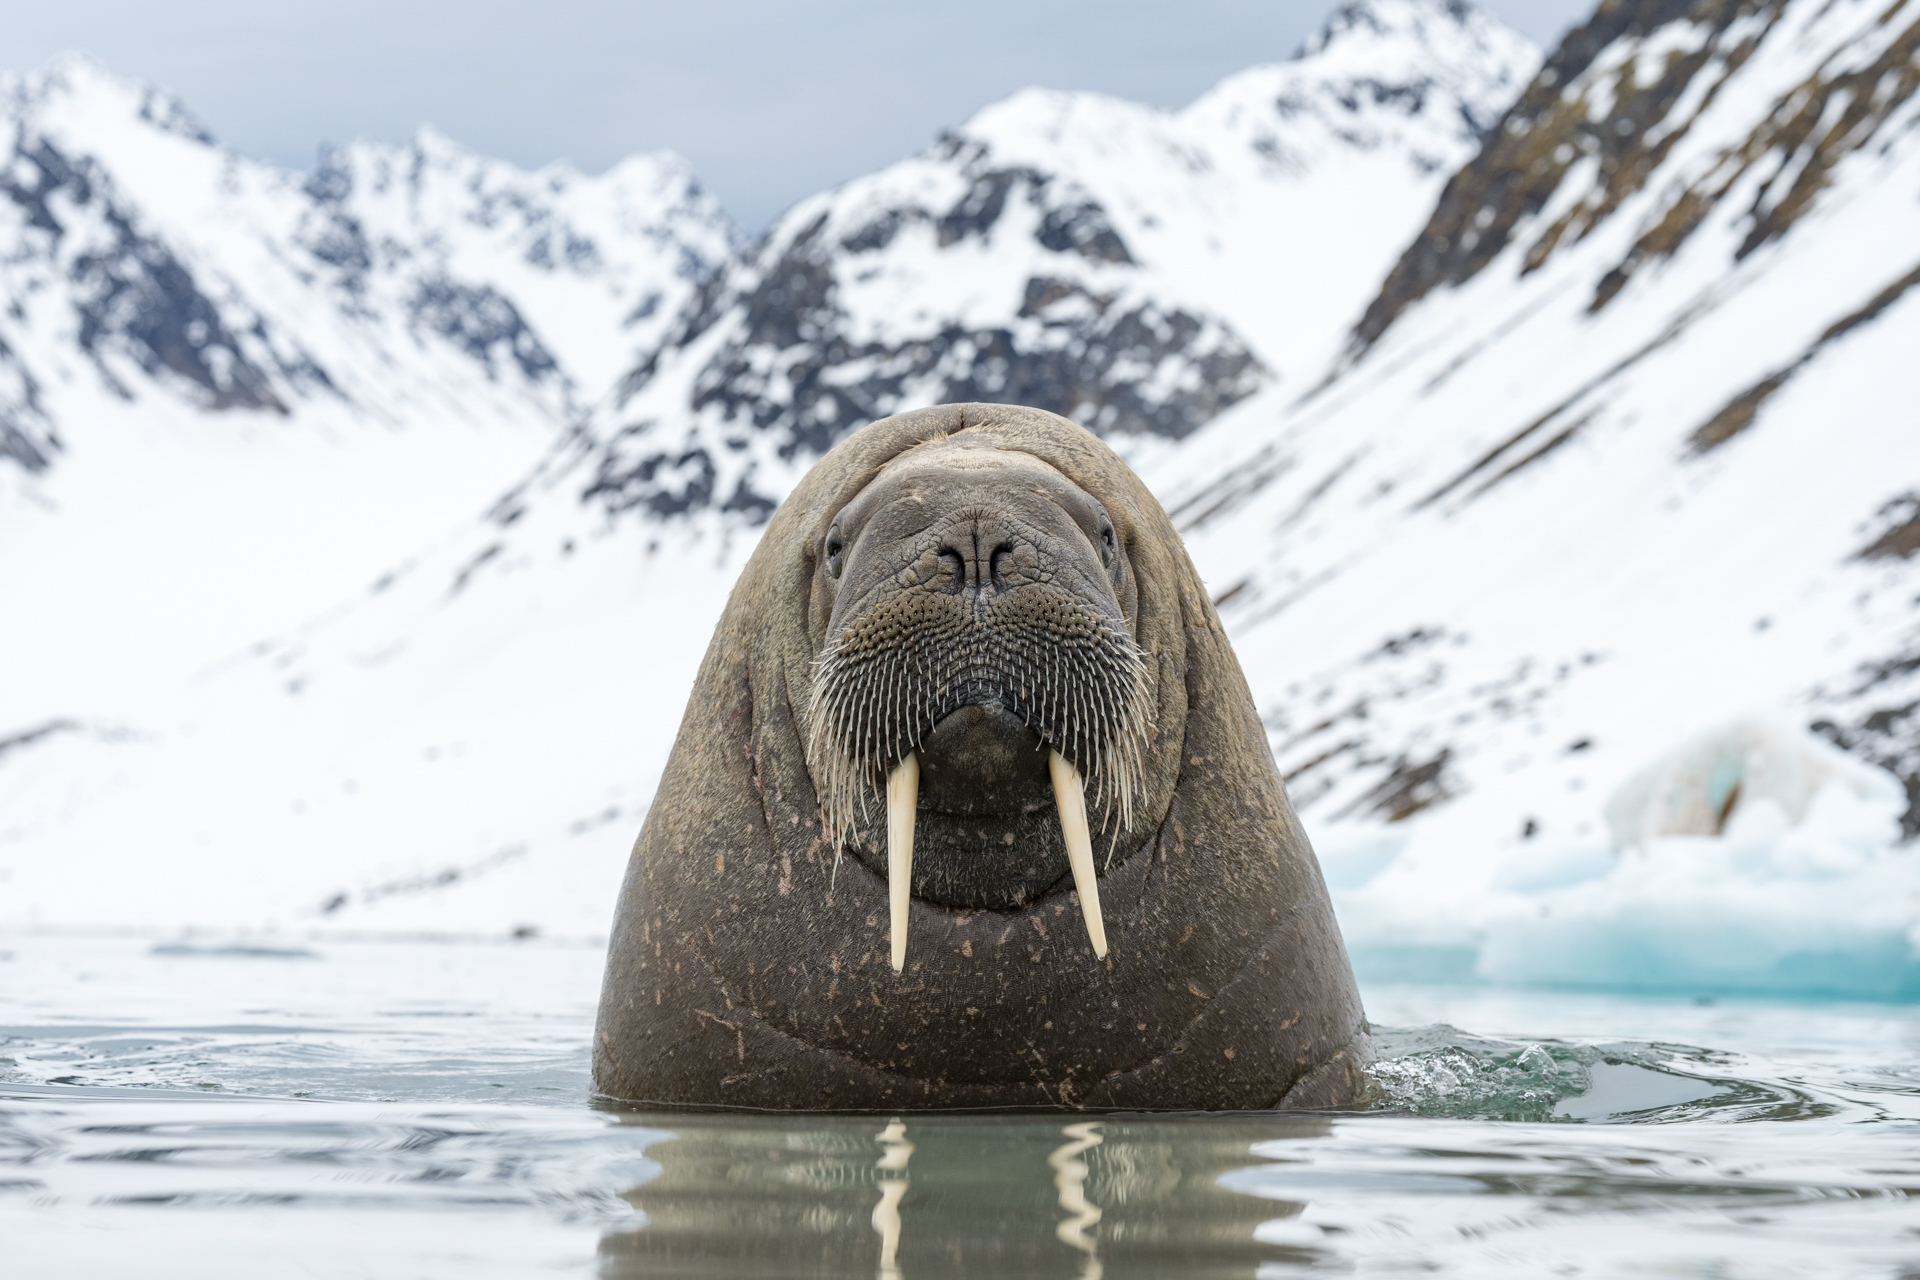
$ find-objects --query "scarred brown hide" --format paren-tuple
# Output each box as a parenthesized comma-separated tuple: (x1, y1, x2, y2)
(592, 403, 1368, 1109)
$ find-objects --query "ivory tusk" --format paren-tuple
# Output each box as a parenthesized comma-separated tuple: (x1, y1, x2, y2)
(887, 754, 919, 972)
(1048, 750, 1108, 959)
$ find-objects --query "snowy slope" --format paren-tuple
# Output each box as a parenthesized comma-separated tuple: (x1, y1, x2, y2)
(1151, 0, 1920, 995)
(0, 57, 735, 726)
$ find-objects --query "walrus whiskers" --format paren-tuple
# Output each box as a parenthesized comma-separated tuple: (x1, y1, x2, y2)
(1048, 750, 1107, 958)
(887, 753, 919, 972)
(807, 605, 1152, 855)
(808, 604, 1147, 966)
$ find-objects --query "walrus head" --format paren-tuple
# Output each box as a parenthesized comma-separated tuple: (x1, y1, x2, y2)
(805, 438, 1155, 963)
(594, 404, 1369, 1112)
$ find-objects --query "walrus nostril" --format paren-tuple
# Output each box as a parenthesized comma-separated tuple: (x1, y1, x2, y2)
(937, 546, 965, 594)
(935, 538, 1019, 596)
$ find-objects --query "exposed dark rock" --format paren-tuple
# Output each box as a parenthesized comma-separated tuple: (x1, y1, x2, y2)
(304, 211, 374, 278)
(1688, 373, 1789, 453)
(1033, 196, 1133, 264)
(409, 278, 558, 382)
(315, 843, 528, 913)
(449, 542, 503, 595)
(718, 473, 779, 521)
(581, 428, 719, 518)
(296, 151, 377, 300)
(881, 161, 1138, 264)
(1350, 0, 1791, 355)
(0, 718, 79, 762)
(0, 419, 52, 472)
(594, 122, 1258, 524)
(1337, 749, 1457, 821)
(937, 168, 1026, 247)
(1812, 703, 1920, 841)
(70, 210, 288, 413)
(133, 86, 216, 145)
(1416, 311, 1695, 507)
(302, 150, 355, 205)
(1810, 613, 1920, 841)
(1368, 627, 1449, 661)
(1857, 494, 1920, 562)
(1355, 0, 1917, 359)
(1721, 13, 1919, 263)
(0, 336, 58, 473)
(839, 209, 906, 254)
(687, 282, 1262, 466)
(2, 135, 290, 415)
(1690, 262, 1920, 452)
(663, 225, 1258, 467)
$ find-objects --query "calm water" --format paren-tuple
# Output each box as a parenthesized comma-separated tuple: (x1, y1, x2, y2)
(3, 935, 1919, 1277)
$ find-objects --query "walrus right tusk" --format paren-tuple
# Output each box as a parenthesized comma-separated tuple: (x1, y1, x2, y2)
(887, 753, 919, 972)
(1048, 750, 1109, 959)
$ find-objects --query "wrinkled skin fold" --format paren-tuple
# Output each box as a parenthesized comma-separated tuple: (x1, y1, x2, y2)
(593, 404, 1369, 1110)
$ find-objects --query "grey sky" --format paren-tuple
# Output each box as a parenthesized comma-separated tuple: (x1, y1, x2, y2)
(3, 0, 1591, 231)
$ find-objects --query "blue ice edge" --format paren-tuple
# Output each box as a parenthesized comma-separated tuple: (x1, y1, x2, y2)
(1348, 941, 1920, 1002)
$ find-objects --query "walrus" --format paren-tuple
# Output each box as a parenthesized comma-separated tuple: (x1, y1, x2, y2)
(593, 403, 1368, 1109)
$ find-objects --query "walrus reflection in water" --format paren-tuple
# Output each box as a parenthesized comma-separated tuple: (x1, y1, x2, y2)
(597, 1111, 1332, 1277)
(593, 403, 1368, 1109)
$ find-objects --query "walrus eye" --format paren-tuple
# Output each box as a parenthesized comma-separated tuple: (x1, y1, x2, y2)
(1099, 524, 1116, 566)
(825, 529, 845, 579)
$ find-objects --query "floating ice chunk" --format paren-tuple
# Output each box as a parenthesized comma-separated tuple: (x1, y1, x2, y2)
(1603, 717, 1899, 849)
(1478, 751, 1915, 997)
(1321, 719, 1917, 999)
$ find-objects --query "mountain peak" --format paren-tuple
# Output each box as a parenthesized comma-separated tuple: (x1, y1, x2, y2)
(9, 53, 217, 147)
(1303, 0, 1477, 56)
(1295, 0, 1537, 88)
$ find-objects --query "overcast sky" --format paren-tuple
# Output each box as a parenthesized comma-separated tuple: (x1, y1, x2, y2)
(4, 0, 1591, 231)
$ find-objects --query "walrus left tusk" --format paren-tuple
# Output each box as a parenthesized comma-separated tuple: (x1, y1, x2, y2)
(1048, 750, 1109, 959)
(887, 753, 919, 972)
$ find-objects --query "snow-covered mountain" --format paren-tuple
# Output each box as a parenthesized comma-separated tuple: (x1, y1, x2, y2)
(580, 0, 1537, 521)
(4, 0, 1917, 1001)
(1, 56, 735, 467)
(0, 56, 735, 723)
(0, 0, 1539, 937)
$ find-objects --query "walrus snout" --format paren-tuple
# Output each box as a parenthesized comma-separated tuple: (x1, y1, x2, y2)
(805, 438, 1153, 961)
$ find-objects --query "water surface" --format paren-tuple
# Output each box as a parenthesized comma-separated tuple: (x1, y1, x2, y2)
(4, 934, 1918, 1277)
